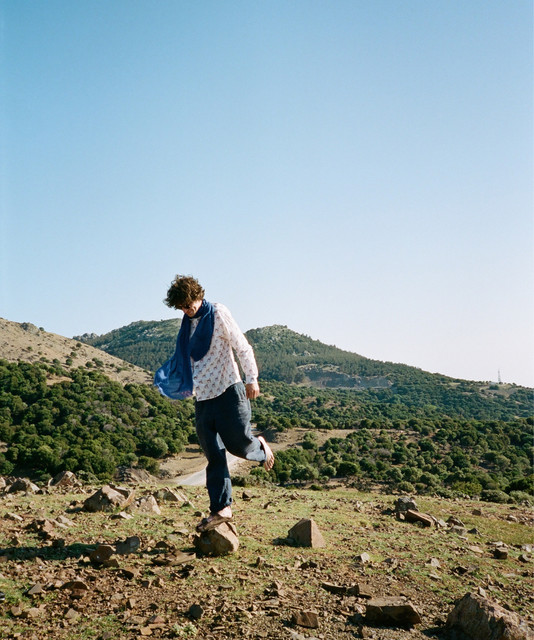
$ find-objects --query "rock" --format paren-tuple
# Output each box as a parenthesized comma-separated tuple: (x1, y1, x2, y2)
(132, 495, 161, 515)
(427, 558, 441, 568)
(5, 512, 23, 522)
(394, 497, 418, 518)
(355, 552, 371, 565)
(447, 515, 465, 527)
(292, 610, 319, 628)
(405, 510, 433, 527)
(365, 597, 422, 628)
(446, 592, 533, 639)
(188, 603, 204, 619)
(83, 485, 135, 512)
(49, 470, 79, 488)
(493, 548, 509, 560)
(157, 488, 188, 502)
(89, 544, 115, 564)
(0, 476, 6, 490)
(287, 518, 326, 548)
(61, 580, 89, 592)
(26, 583, 44, 596)
(115, 467, 157, 484)
(193, 522, 239, 556)
(115, 536, 141, 555)
(242, 490, 254, 501)
(7, 478, 40, 494)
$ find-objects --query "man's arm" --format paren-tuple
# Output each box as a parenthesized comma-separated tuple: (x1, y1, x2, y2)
(217, 304, 260, 398)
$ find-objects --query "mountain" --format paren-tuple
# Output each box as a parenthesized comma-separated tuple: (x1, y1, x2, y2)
(74, 319, 179, 373)
(1, 316, 532, 501)
(0, 318, 150, 386)
(74, 320, 532, 420)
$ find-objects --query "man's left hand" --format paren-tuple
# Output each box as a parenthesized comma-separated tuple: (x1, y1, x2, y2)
(246, 382, 260, 400)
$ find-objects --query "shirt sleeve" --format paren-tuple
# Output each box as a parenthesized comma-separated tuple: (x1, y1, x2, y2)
(216, 303, 258, 385)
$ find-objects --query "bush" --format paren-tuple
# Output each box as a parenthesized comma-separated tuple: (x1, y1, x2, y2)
(480, 489, 510, 504)
(509, 490, 534, 506)
(138, 456, 160, 475)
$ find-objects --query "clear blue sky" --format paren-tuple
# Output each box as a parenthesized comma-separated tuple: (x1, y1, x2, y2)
(1, 1, 533, 387)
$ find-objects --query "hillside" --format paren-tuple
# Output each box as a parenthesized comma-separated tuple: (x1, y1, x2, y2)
(0, 316, 531, 503)
(75, 319, 180, 373)
(0, 318, 151, 386)
(75, 320, 533, 420)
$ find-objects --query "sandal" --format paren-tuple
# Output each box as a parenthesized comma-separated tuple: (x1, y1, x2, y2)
(196, 513, 233, 532)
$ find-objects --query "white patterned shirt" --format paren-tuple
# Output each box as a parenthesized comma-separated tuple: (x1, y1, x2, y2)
(190, 302, 258, 401)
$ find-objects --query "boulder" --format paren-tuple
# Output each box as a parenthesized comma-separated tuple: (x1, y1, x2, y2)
(132, 495, 161, 515)
(193, 522, 239, 556)
(49, 470, 79, 488)
(446, 592, 533, 640)
(394, 497, 418, 519)
(287, 518, 326, 548)
(7, 478, 40, 494)
(83, 485, 135, 512)
(405, 509, 433, 527)
(365, 597, 422, 628)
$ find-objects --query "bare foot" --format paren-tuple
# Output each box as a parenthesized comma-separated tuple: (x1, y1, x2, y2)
(258, 436, 275, 471)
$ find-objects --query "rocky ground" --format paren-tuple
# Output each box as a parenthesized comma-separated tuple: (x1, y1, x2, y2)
(0, 470, 532, 640)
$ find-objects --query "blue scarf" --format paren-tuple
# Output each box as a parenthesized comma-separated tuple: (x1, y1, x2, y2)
(154, 300, 215, 399)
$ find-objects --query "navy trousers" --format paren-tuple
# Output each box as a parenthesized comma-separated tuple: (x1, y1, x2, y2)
(195, 382, 266, 514)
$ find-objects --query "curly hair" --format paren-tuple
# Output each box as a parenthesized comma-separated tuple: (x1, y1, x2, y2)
(165, 275, 205, 309)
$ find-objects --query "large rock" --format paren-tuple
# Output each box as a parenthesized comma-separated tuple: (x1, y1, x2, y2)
(193, 522, 239, 556)
(287, 518, 326, 548)
(49, 470, 79, 488)
(446, 592, 533, 640)
(83, 485, 135, 512)
(365, 597, 422, 628)
(131, 495, 161, 515)
(394, 497, 418, 519)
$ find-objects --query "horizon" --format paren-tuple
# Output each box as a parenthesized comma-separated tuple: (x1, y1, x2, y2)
(2, 1, 533, 388)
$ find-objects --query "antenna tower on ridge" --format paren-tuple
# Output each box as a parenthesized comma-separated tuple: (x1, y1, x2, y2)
(498, 370, 502, 384)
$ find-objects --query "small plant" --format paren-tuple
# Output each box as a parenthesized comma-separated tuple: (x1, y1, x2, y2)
(171, 622, 198, 638)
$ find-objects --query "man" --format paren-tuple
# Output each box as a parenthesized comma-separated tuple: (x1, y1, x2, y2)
(154, 274, 274, 531)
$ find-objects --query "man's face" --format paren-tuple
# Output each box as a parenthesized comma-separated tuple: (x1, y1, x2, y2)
(180, 299, 202, 318)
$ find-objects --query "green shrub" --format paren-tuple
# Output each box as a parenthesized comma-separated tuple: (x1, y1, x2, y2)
(480, 489, 510, 504)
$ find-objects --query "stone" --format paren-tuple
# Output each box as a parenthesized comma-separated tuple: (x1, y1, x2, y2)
(494, 548, 509, 560)
(446, 592, 533, 640)
(115, 536, 141, 555)
(188, 604, 204, 619)
(287, 518, 326, 548)
(132, 495, 161, 515)
(365, 597, 422, 628)
(83, 485, 135, 512)
(405, 510, 433, 527)
(49, 470, 79, 488)
(61, 580, 89, 592)
(355, 552, 371, 565)
(194, 522, 239, 556)
(394, 497, 418, 518)
(56, 515, 75, 527)
(26, 583, 44, 596)
(5, 512, 23, 522)
(292, 610, 319, 628)
(89, 545, 115, 564)
(158, 488, 187, 502)
(447, 515, 465, 527)
(7, 478, 40, 494)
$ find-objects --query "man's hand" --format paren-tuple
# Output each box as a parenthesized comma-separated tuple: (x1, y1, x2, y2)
(246, 382, 260, 400)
